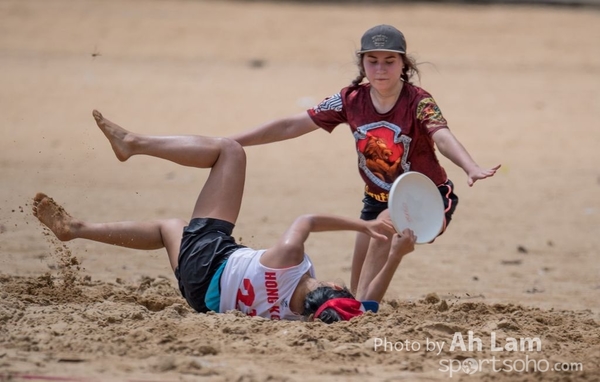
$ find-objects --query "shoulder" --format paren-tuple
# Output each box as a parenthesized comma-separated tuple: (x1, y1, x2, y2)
(404, 82, 434, 100)
(403, 83, 444, 116)
(340, 83, 370, 103)
(343, 83, 369, 95)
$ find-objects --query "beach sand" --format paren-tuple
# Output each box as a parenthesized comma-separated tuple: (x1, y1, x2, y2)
(1, 0, 599, 380)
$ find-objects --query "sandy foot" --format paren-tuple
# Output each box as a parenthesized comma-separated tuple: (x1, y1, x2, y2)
(32, 193, 77, 241)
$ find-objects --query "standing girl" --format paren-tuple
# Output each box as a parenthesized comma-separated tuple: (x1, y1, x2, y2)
(233, 24, 501, 293)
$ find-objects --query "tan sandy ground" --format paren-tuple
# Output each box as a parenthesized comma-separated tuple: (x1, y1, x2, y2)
(1, 0, 599, 381)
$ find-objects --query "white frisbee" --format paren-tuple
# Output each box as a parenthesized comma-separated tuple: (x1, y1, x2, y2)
(388, 171, 444, 244)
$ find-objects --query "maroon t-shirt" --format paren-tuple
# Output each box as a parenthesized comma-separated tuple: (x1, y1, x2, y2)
(307, 82, 448, 202)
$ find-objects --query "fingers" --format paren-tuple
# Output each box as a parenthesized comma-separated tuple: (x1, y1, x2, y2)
(369, 220, 395, 240)
(468, 164, 501, 187)
(390, 229, 417, 257)
(395, 229, 416, 244)
(369, 227, 388, 241)
(383, 221, 395, 234)
(374, 227, 392, 240)
(400, 229, 416, 243)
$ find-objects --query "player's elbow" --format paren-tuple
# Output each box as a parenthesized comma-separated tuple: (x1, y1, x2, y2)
(295, 214, 318, 230)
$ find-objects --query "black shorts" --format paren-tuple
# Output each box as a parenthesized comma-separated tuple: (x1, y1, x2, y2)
(174, 217, 245, 313)
(360, 179, 459, 235)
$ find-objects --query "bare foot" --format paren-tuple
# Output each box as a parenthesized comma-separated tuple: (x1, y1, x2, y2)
(32, 193, 78, 241)
(92, 110, 133, 161)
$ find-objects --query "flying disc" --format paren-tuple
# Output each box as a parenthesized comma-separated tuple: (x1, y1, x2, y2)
(388, 171, 444, 244)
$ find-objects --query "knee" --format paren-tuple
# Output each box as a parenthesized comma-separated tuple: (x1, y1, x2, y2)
(165, 218, 187, 226)
(158, 218, 187, 249)
(162, 218, 187, 233)
(376, 210, 394, 238)
(377, 209, 391, 221)
(218, 138, 246, 163)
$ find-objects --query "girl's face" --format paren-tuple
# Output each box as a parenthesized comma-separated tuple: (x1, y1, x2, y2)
(362, 51, 404, 92)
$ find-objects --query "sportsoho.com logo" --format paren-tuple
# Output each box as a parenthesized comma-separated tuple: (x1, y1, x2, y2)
(439, 356, 583, 378)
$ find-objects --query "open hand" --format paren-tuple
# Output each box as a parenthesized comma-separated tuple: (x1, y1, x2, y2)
(467, 164, 501, 187)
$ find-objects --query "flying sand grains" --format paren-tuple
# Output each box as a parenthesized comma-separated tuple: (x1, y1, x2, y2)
(33, 195, 83, 298)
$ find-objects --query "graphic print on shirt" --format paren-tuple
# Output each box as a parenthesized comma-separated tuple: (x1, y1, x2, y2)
(353, 121, 411, 192)
(236, 278, 257, 316)
(312, 93, 343, 113)
(416, 97, 448, 130)
(235, 272, 283, 320)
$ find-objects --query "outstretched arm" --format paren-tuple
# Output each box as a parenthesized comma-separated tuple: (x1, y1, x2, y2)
(228, 112, 320, 147)
(433, 128, 501, 187)
(356, 229, 416, 302)
(260, 214, 394, 269)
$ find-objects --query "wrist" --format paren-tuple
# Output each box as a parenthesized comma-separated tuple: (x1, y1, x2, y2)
(463, 163, 479, 175)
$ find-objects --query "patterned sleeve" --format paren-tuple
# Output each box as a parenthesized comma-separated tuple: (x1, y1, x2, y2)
(307, 92, 348, 133)
(416, 97, 449, 135)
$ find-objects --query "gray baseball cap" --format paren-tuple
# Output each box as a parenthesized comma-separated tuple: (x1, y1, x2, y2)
(357, 25, 406, 55)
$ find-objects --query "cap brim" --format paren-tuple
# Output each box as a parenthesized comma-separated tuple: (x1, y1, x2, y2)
(357, 49, 405, 55)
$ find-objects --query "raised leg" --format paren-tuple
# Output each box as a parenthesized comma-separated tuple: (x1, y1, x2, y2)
(32, 193, 186, 271)
(92, 110, 246, 224)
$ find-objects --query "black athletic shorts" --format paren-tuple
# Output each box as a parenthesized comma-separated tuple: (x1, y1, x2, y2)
(360, 179, 459, 235)
(174, 217, 245, 313)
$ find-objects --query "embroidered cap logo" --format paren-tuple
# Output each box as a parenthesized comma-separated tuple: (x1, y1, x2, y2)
(372, 34, 388, 48)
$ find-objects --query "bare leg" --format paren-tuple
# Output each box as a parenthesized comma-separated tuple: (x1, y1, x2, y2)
(32, 193, 186, 271)
(355, 210, 394, 299)
(356, 230, 416, 302)
(92, 110, 246, 224)
(355, 235, 392, 299)
(350, 232, 370, 294)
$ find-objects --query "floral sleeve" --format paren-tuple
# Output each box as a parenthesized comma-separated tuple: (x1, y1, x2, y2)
(416, 97, 448, 135)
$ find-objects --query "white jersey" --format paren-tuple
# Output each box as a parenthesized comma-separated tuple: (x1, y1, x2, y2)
(219, 247, 315, 320)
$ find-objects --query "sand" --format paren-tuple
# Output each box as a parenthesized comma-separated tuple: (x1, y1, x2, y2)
(1, 0, 599, 381)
